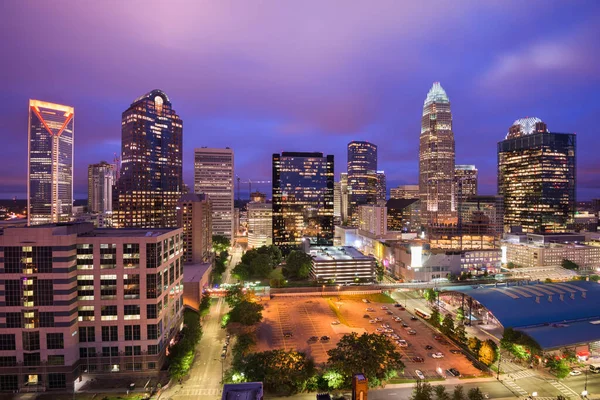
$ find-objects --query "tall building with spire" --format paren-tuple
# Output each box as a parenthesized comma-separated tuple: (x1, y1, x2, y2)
(419, 82, 456, 226)
(114, 90, 183, 228)
(28, 100, 74, 226)
(347, 141, 378, 226)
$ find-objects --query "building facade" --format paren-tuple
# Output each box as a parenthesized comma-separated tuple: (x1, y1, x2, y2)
(0, 224, 184, 392)
(358, 203, 387, 236)
(177, 194, 212, 264)
(308, 246, 376, 284)
(247, 202, 273, 249)
(88, 162, 116, 214)
(386, 199, 420, 232)
(376, 171, 386, 202)
(113, 90, 183, 229)
(272, 152, 334, 251)
(28, 100, 74, 226)
(419, 82, 456, 226)
(390, 185, 419, 200)
(454, 165, 478, 208)
(347, 141, 378, 226)
(340, 173, 350, 224)
(194, 148, 235, 241)
(498, 118, 576, 233)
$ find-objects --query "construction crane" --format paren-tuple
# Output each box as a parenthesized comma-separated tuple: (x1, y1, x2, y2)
(236, 175, 271, 201)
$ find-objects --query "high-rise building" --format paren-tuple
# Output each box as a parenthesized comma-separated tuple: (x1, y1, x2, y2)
(88, 161, 116, 213)
(376, 171, 386, 202)
(177, 194, 212, 264)
(0, 223, 184, 392)
(340, 173, 350, 224)
(419, 82, 456, 226)
(114, 90, 183, 228)
(272, 152, 334, 251)
(358, 203, 387, 236)
(334, 181, 342, 225)
(28, 100, 74, 225)
(390, 184, 419, 200)
(386, 199, 420, 232)
(347, 141, 378, 226)
(459, 195, 504, 239)
(454, 165, 478, 209)
(250, 191, 266, 203)
(498, 118, 576, 233)
(194, 148, 235, 240)
(248, 202, 273, 248)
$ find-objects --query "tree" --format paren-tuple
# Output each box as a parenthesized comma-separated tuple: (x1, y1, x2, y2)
(231, 332, 256, 365)
(506, 262, 516, 269)
(454, 324, 467, 344)
(546, 357, 570, 379)
(434, 385, 450, 400)
(423, 288, 437, 303)
(561, 259, 579, 270)
(231, 262, 250, 281)
(250, 253, 274, 278)
(430, 307, 441, 328)
(478, 339, 498, 366)
(467, 337, 482, 355)
(452, 385, 465, 400)
(269, 267, 285, 288)
(322, 369, 344, 390)
(456, 307, 465, 321)
(327, 332, 405, 387)
(467, 387, 485, 400)
(500, 327, 541, 360)
(228, 300, 264, 326)
(375, 260, 385, 282)
(225, 285, 246, 308)
(199, 292, 211, 317)
(257, 245, 283, 266)
(168, 310, 202, 380)
(441, 314, 455, 337)
(410, 380, 434, 400)
(213, 235, 231, 253)
(284, 250, 313, 280)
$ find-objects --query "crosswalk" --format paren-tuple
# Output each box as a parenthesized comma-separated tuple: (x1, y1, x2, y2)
(176, 387, 223, 396)
(503, 379, 528, 396)
(507, 369, 537, 380)
(548, 380, 578, 398)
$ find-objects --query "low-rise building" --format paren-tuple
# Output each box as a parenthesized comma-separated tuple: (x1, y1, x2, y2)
(358, 203, 387, 236)
(183, 262, 212, 311)
(247, 203, 272, 249)
(308, 246, 376, 284)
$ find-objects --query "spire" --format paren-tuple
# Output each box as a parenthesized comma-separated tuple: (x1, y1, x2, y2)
(424, 82, 449, 106)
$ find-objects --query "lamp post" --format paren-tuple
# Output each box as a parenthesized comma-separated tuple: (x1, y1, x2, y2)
(496, 351, 502, 380)
(582, 366, 588, 398)
(337, 285, 341, 300)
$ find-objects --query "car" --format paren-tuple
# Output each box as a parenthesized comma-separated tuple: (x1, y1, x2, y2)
(404, 325, 411, 330)
(425, 345, 433, 350)
(374, 317, 382, 322)
(415, 369, 425, 380)
(434, 335, 443, 341)
(220, 350, 226, 358)
(570, 370, 582, 376)
(431, 352, 444, 359)
(363, 314, 371, 319)
(412, 357, 425, 363)
(447, 368, 460, 377)
(320, 336, 331, 342)
(450, 349, 462, 354)
(398, 340, 408, 347)
(385, 328, 394, 333)
(402, 323, 409, 328)
(439, 340, 450, 346)
(362, 299, 370, 303)
(222, 345, 228, 351)
(376, 328, 384, 333)
(394, 317, 403, 322)
(366, 308, 375, 312)
(411, 316, 418, 321)
(408, 329, 417, 335)
(283, 332, 293, 338)
(391, 333, 400, 339)
(386, 311, 394, 315)
(394, 303, 402, 308)
(369, 320, 377, 324)
(308, 336, 319, 343)
(381, 306, 389, 310)
(331, 320, 341, 325)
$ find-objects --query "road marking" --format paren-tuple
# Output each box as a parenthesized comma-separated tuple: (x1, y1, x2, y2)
(548, 380, 578, 398)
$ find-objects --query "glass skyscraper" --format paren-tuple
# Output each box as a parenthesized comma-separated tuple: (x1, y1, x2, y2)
(28, 100, 74, 226)
(88, 161, 115, 213)
(419, 82, 456, 226)
(272, 152, 334, 251)
(498, 117, 576, 233)
(114, 90, 183, 228)
(347, 141, 378, 226)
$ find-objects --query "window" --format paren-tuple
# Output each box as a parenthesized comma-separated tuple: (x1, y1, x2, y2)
(124, 325, 141, 341)
(4, 280, 22, 306)
(78, 306, 95, 322)
(125, 362, 142, 371)
(5, 313, 22, 328)
(125, 346, 141, 356)
(0, 335, 15, 351)
(169, 263, 175, 285)
(48, 373, 66, 389)
(0, 356, 16, 366)
(147, 324, 158, 340)
(101, 305, 118, 321)
(77, 275, 95, 301)
(23, 353, 41, 366)
(0, 375, 18, 391)
(147, 304, 158, 319)
(146, 274, 158, 299)
(147, 362, 156, 370)
(47, 355, 64, 366)
(23, 332, 40, 351)
(101, 326, 118, 342)
(77, 243, 94, 270)
(23, 310, 38, 329)
(79, 327, 95, 343)
(39, 312, 55, 328)
(79, 347, 96, 358)
(100, 275, 117, 300)
(146, 243, 161, 268)
(100, 244, 117, 269)
(147, 345, 159, 355)
(101, 346, 119, 357)
(33, 279, 53, 306)
(123, 274, 140, 299)
(46, 333, 64, 349)
(124, 305, 140, 320)
(123, 243, 140, 269)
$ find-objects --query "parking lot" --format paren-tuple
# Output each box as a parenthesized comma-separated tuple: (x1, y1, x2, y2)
(256, 295, 482, 379)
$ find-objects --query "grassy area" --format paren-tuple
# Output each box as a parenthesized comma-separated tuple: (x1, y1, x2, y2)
(342, 293, 396, 303)
(327, 298, 351, 326)
(388, 377, 444, 384)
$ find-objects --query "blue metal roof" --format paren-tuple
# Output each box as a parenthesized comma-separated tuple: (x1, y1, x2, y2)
(517, 320, 600, 350)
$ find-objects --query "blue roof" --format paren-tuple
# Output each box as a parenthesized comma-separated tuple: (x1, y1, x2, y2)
(517, 320, 600, 350)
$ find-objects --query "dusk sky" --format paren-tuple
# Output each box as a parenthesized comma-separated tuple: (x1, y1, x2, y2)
(1, 1, 599, 200)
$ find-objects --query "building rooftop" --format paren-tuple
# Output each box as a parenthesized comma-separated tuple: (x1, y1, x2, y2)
(309, 246, 373, 261)
(424, 82, 449, 106)
(221, 382, 263, 400)
(79, 228, 179, 238)
(183, 262, 212, 283)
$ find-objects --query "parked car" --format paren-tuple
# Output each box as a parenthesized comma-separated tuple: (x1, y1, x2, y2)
(376, 328, 384, 333)
(394, 317, 403, 322)
(412, 356, 425, 363)
(570, 370, 582, 376)
(402, 323, 409, 328)
(320, 336, 331, 342)
(331, 320, 340, 325)
(386, 311, 394, 315)
(369, 320, 377, 324)
(308, 336, 319, 343)
(434, 335, 443, 341)
(283, 332, 293, 338)
(447, 368, 460, 377)
(385, 328, 393, 333)
(425, 345, 433, 350)
(362, 299, 370, 303)
(394, 303, 402, 308)
(366, 308, 375, 312)
(363, 314, 371, 319)
(411, 316, 418, 321)
(408, 329, 417, 335)
(374, 317, 382, 322)
(381, 306, 389, 310)
(398, 340, 408, 347)
(431, 352, 444, 359)
(415, 370, 425, 380)
(450, 349, 462, 354)
(220, 351, 226, 358)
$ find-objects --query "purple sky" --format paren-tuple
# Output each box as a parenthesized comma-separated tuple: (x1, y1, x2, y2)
(1, 1, 600, 200)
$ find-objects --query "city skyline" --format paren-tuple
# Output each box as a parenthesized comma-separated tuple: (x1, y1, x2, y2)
(1, 2, 600, 200)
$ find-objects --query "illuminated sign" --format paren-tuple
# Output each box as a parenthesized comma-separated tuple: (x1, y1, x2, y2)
(411, 246, 423, 269)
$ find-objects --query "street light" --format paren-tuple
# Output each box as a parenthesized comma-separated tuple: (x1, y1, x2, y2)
(582, 366, 589, 398)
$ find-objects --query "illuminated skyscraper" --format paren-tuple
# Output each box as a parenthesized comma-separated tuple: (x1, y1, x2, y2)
(194, 147, 235, 240)
(419, 82, 456, 226)
(340, 172, 350, 224)
(28, 100, 74, 225)
(454, 165, 478, 208)
(88, 161, 115, 213)
(272, 152, 334, 251)
(376, 171, 386, 201)
(347, 141, 378, 226)
(498, 118, 576, 233)
(114, 90, 183, 228)
(390, 184, 419, 200)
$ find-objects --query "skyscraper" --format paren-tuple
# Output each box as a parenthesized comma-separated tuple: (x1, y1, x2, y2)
(340, 172, 349, 224)
(376, 170, 386, 201)
(419, 82, 456, 226)
(194, 147, 234, 240)
(498, 118, 576, 233)
(454, 165, 478, 209)
(248, 202, 273, 249)
(177, 193, 212, 264)
(114, 89, 183, 228)
(347, 141, 378, 226)
(390, 184, 419, 200)
(272, 152, 334, 251)
(88, 161, 115, 213)
(28, 100, 74, 225)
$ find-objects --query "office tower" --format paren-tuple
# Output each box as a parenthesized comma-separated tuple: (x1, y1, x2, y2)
(454, 165, 478, 209)
(177, 194, 212, 264)
(88, 161, 116, 213)
(419, 82, 456, 226)
(340, 173, 350, 224)
(347, 141, 378, 226)
(272, 152, 334, 251)
(498, 118, 576, 233)
(250, 191, 266, 203)
(248, 202, 273, 248)
(114, 90, 183, 228)
(0, 223, 184, 392)
(459, 195, 504, 239)
(28, 100, 74, 225)
(386, 199, 420, 232)
(194, 148, 235, 240)
(358, 203, 387, 236)
(390, 184, 420, 200)
(334, 181, 342, 225)
(376, 171, 386, 201)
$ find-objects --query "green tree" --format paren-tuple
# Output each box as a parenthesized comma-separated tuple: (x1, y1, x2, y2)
(327, 332, 405, 387)
(467, 337, 482, 355)
(467, 387, 485, 400)
(452, 385, 465, 400)
(454, 324, 467, 344)
(434, 385, 450, 400)
(456, 307, 464, 321)
(199, 292, 211, 317)
(228, 300, 264, 326)
(250, 253, 274, 278)
(430, 307, 441, 328)
(375, 260, 385, 282)
(500, 328, 541, 360)
(322, 369, 344, 390)
(257, 245, 283, 266)
(478, 339, 498, 366)
(225, 285, 246, 308)
(546, 358, 570, 379)
(284, 250, 313, 280)
(212, 235, 231, 253)
(231, 332, 256, 365)
(424, 288, 437, 303)
(506, 262, 515, 269)
(441, 314, 455, 336)
(168, 310, 202, 380)
(231, 262, 250, 281)
(268, 267, 285, 288)
(561, 259, 579, 270)
(410, 380, 434, 400)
